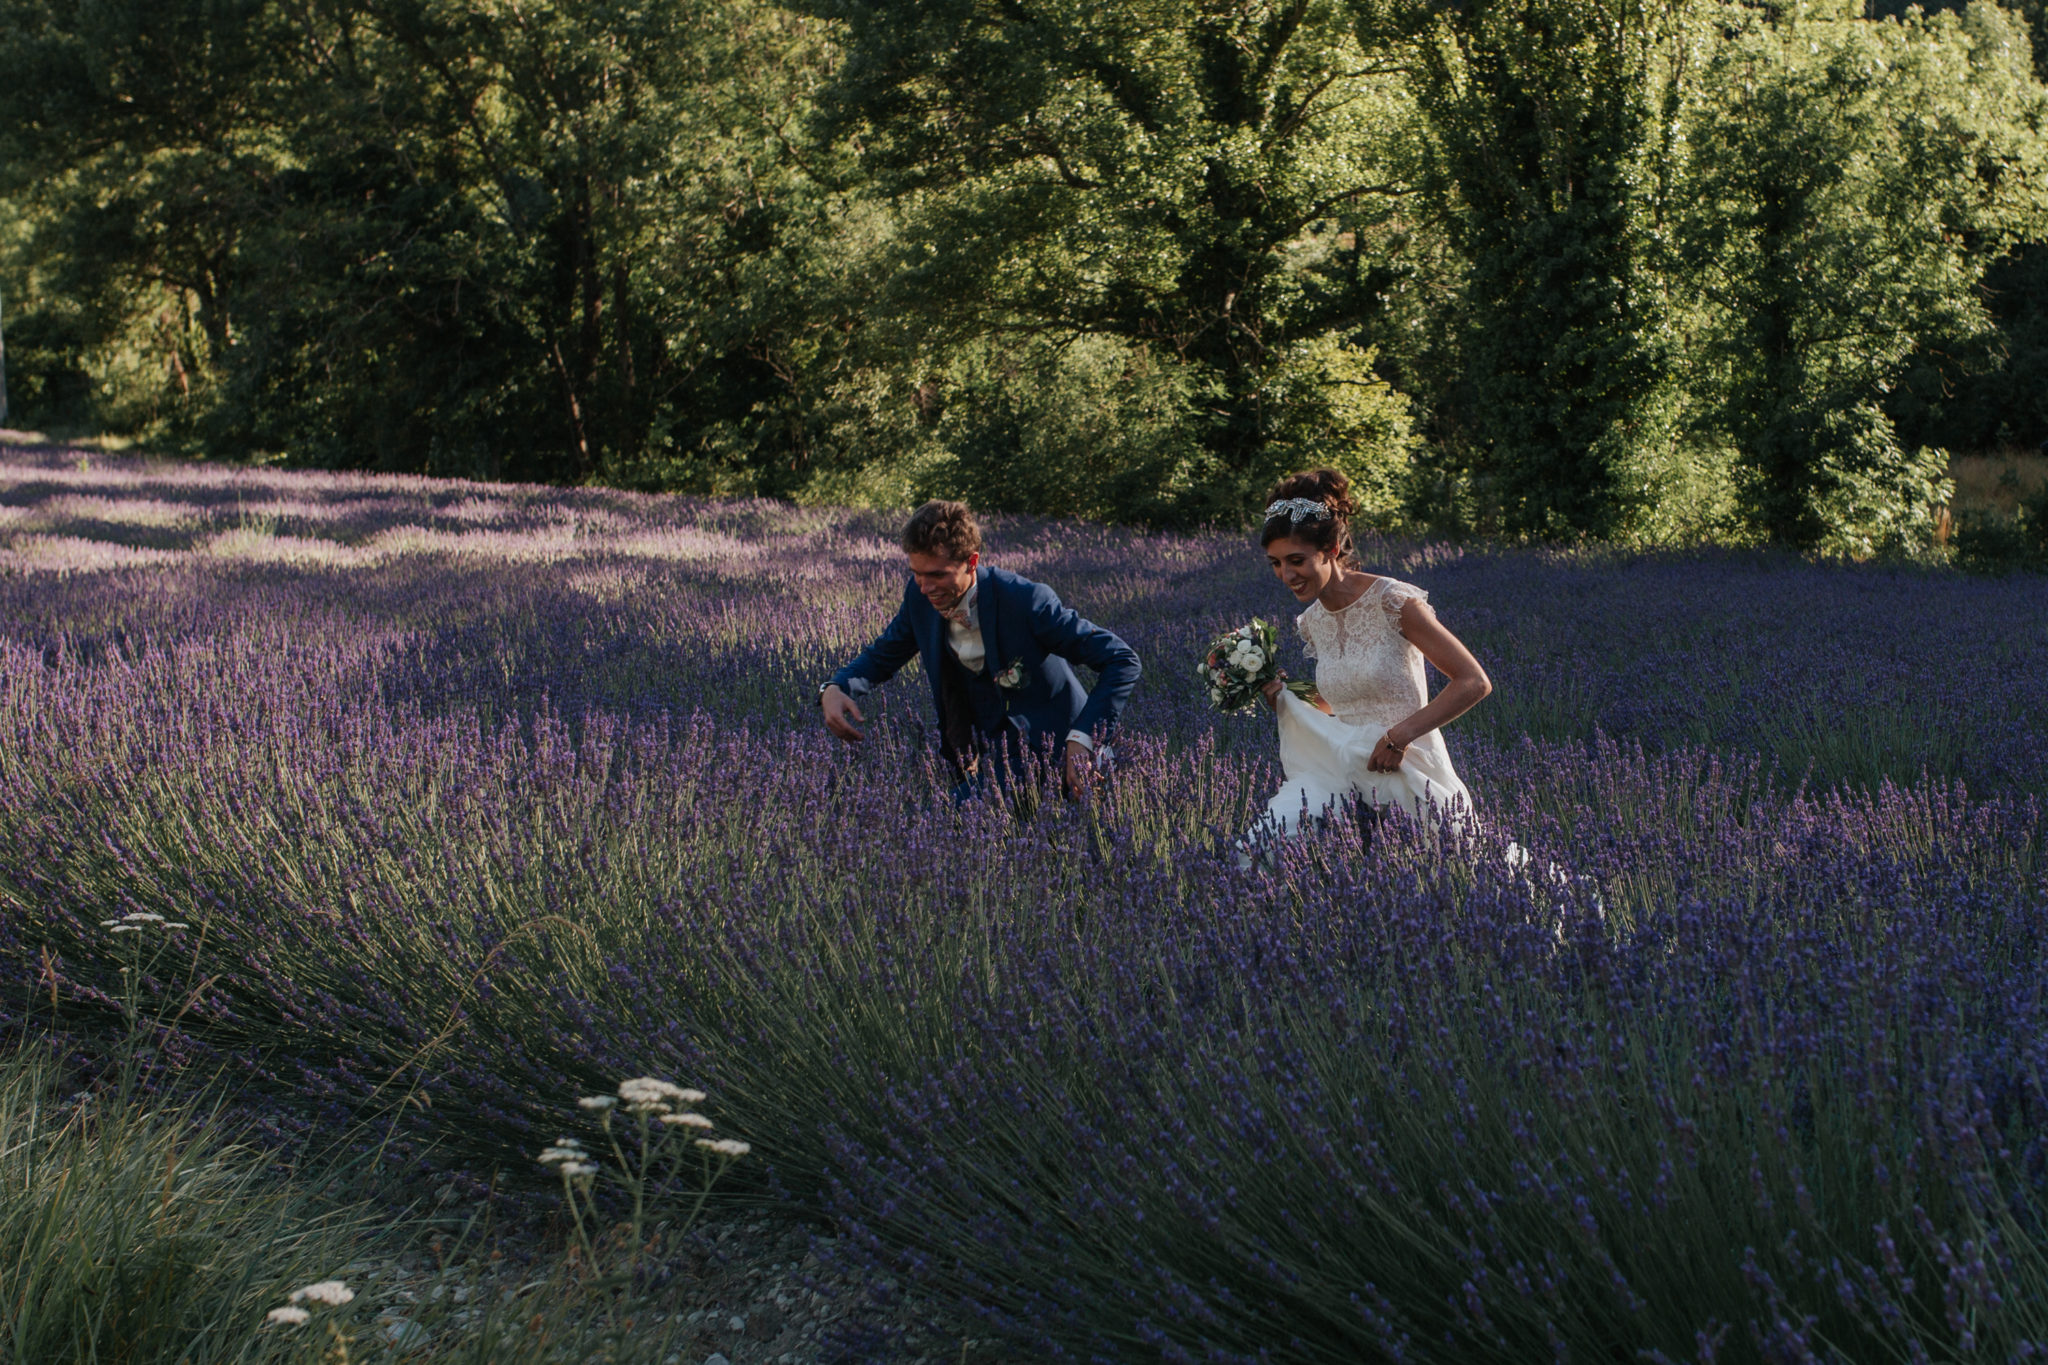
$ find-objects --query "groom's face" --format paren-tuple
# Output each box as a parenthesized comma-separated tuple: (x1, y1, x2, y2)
(907, 550, 979, 612)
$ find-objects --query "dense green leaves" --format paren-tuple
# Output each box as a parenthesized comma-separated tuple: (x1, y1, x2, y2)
(1681, 0, 2048, 552)
(790, 0, 1428, 521)
(1406, 0, 1696, 539)
(0, 0, 2043, 543)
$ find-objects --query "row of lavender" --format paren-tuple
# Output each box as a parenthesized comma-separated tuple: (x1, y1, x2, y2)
(6, 446, 2047, 792)
(2, 447, 2046, 1360)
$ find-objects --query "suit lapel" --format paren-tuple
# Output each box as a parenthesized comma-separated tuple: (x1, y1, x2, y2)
(912, 580, 946, 680)
(976, 566, 1005, 682)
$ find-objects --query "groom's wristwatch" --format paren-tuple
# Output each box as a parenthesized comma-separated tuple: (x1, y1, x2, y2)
(816, 680, 837, 706)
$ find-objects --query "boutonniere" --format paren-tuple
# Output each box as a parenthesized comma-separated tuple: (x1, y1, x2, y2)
(994, 658, 1029, 690)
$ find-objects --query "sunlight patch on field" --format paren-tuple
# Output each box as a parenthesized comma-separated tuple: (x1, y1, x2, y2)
(37, 494, 205, 529)
(2, 535, 187, 573)
(0, 442, 855, 574)
(202, 528, 360, 565)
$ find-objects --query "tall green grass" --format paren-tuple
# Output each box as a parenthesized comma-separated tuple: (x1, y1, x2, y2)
(0, 1043, 731, 1364)
(0, 1046, 384, 1363)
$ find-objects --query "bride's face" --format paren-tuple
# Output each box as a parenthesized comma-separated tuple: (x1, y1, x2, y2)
(1266, 536, 1340, 602)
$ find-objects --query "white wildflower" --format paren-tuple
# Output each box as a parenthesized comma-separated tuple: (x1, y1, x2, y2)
(538, 1146, 584, 1165)
(618, 1077, 704, 1106)
(120, 912, 166, 923)
(617, 1078, 672, 1106)
(558, 1161, 599, 1178)
(661, 1112, 714, 1129)
(694, 1138, 751, 1158)
(289, 1280, 355, 1307)
(266, 1306, 311, 1326)
(164, 922, 189, 930)
(618, 1077, 695, 1113)
(110, 925, 142, 934)
(577, 1095, 617, 1111)
(552, 1136, 584, 1148)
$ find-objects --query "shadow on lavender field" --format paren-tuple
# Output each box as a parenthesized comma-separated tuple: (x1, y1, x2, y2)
(2, 440, 2045, 1363)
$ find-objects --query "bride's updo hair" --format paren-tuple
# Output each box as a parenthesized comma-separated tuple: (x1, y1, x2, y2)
(1260, 467, 1356, 562)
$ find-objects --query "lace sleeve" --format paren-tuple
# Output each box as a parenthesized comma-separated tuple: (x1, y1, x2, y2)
(1295, 611, 1318, 660)
(1379, 580, 1429, 631)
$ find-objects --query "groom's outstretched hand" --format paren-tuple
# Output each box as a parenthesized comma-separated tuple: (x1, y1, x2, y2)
(821, 684, 866, 742)
(1062, 740, 1096, 800)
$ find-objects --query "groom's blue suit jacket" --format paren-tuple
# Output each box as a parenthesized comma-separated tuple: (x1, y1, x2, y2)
(831, 565, 1141, 747)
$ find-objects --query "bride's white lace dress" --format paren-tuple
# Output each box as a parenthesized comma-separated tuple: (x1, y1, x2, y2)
(1258, 576, 1473, 836)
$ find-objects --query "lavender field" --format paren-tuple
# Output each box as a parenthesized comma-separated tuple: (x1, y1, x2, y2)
(3, 440, 2046, 1363)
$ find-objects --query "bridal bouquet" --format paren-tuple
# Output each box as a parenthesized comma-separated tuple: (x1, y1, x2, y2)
(1198, 619, 1317, 713)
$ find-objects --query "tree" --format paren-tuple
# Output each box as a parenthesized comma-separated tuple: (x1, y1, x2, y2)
(0, 0, 849, 486)
(219, 0, 850, 488)
(800, 0, 1423, 524)
(0, 0, 294, 430)
(1403, 0, 1702, 539)
(1680, 0, 2048, 552)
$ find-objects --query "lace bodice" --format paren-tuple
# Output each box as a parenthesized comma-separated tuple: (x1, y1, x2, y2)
(1297, 577, 1453, 767)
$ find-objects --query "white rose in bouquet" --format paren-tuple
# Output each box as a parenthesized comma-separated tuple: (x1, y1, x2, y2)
(1196, 619, 1317, 713)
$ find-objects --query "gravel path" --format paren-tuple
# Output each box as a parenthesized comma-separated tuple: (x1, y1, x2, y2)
(341, 1204, 1014, 1364)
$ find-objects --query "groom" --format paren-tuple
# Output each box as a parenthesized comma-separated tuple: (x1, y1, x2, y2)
(819, 500, 1141, 795)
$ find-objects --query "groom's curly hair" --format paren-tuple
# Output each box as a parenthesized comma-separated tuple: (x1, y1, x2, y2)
(901, 500, 982, 562)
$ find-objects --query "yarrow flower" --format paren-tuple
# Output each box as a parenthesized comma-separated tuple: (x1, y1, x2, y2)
(101, 911, 186, 931)
(577, 1095, 617, 1111)
(537, 1145, 585, 1165)
(661, 1112, 715, 1129)
(289, 1280, 355, 1307)
(265, 1306, 310, 1326)
(616, 1077, 705, 1113)
(694, 1138, 751, 1158)
(558, 1160, 599, 1179)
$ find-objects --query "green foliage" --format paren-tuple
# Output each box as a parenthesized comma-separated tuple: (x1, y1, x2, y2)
(1894, 240, 2048, 456)
(0, 1047, 377, 1363)
(1406, 0, 1696, 540)
(694, 0, 1425, 522)
(0, 0, 851, 487)
(1954, 479, 2048, 569)
(901, 335, 1213, 524)
(0, 1043, 759, 1364)
(1679, 0, 2048, 553)
(1, 0, 2046, 545)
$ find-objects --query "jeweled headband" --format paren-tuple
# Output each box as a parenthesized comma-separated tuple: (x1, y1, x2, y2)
(1264, 497, 1331, 523)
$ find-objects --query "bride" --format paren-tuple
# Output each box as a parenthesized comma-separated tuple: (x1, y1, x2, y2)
(1251, 468, 1493, 840)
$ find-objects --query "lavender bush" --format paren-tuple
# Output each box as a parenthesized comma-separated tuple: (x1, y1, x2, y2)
(2, 442, 2044, 1361)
